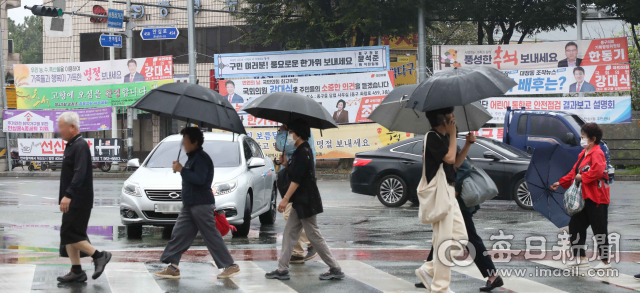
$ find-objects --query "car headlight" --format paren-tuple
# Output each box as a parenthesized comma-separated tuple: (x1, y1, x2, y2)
(212, 179, 238, 196)
(123, 181, 142, 197)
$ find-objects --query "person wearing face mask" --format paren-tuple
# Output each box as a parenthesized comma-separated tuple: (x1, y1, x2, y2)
(266, 119, 344, 281)
(551, 123, 610, 270)
(275, 124, 318, 264)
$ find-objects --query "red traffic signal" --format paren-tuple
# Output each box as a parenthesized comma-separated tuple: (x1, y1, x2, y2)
(28, 5, 63, 17)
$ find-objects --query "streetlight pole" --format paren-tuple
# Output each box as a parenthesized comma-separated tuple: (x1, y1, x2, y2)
(187, 0, 196, 84)
(417, 3, 426, 83)
(125, 0, 133, 165)
(576, 0, 582, 40)
(0, 14, 10, 171)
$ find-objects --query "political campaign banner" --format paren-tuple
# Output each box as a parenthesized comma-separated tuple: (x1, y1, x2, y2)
(219, 71, 395, 126)
(214, 46, 390, 78)
(17, 138, 122, 162)
(462, 128, 505, 141)
(433, 37, 629, 71)
(503, 64, 631, 95)
(15, 79, 173, 110)
(354, 35, 419, 50)
(391, 55, 417, 86)
(3, 108, 112, 133)
(481, 96, 632, 124)
(13, 56, 173, 88)
(239, 123, 415, 160)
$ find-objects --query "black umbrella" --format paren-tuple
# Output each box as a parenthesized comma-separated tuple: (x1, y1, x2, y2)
(404, 66, 517, 112)
(131, 82, 245, 134)
(131, 83, 246, 169)
(241, 92, 338, 130)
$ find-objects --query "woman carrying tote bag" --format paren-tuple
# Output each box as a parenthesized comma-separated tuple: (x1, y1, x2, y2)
(414, 107, 473, 293)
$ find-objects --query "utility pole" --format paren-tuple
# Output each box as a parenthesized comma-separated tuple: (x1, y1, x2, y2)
(108, 0, 120, 170)
(417, 3, 426, 83)
(576, 0, 582, 40)
(187, 0, 196, 84)
(0, 14, 10, 171)
(125, 0, 133, 166)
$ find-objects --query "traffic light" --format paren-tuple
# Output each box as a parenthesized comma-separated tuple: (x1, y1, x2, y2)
(28, 5, 63, 17)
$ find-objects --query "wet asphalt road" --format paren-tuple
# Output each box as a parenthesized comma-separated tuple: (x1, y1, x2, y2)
(0, 178, 639, 253)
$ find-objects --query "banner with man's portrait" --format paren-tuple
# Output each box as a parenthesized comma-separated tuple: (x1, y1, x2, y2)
(218, 71, 395, 127)
(432, 37, 629, 71)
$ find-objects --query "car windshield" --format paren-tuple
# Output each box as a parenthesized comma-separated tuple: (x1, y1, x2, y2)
(478, 138, 529, 158)
(564, 114, 585, 131)
(145, 140, 241, 168)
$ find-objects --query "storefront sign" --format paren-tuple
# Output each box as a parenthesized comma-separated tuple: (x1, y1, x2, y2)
(482, 96, 632, 124)
(218, 71, 395, 126)
(13, 56, 173, 88)
(214, 46, 390, 78)
(391, 55, 417, 86)
(3, 108, 112, 132)
(15, 80, 173, 110)
(18, 138, 122, 162)
(433, 37, 629, 70)
(241, 123, 414, 160)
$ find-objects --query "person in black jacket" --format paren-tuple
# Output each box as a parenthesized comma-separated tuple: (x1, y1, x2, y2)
(265, 120, 345, 281)
(56, 112, 112, 283)
(154, 127, 240, 279)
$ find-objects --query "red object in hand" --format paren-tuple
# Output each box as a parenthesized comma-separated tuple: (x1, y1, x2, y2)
(215, 211, 236, 236)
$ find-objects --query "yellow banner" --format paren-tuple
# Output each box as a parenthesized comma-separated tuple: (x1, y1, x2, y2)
(391, 55, 417, 86)
(241, 123, 415, 160)
(354, 36, 418, 50)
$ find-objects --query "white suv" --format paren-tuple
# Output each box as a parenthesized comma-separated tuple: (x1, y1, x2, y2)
(120, 132, 277, 237)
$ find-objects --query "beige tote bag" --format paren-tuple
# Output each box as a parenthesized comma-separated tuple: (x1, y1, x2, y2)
(417, 132, 453, 224)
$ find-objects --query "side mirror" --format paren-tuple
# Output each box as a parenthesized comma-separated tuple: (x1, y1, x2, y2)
(483, 151, 499, 161)
(127, 158, 140, 168)
(566, 133, 578, 146)
(248, 157, 266, 168)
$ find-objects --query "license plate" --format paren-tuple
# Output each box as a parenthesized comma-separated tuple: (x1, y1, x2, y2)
(154, 203, 182, 214)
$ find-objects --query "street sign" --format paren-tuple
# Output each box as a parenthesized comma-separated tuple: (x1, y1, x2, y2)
(100, 34, 122, 48)
(140, 27, 179, 40)
(107, 8, 124, 29)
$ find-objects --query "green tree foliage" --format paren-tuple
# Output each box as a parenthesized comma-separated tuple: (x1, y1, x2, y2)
(592, 0, 640, 50)
(236, 0, 421, 49)
(8, 16, 43, 64)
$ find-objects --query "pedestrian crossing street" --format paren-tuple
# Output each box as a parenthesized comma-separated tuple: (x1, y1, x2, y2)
(1, 259, 639, 293)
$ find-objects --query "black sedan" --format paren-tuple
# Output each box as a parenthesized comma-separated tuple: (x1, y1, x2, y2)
(350, 135, 533, 209)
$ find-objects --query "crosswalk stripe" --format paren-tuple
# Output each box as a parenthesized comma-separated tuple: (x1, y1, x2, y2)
(338, 260, 419, 292)
(452, 264, 568, 293)
(105, 262, 163, 293)
(232, 261, 297, 293)
(0, 264, 35, 293)
(533, 260, 640, 291)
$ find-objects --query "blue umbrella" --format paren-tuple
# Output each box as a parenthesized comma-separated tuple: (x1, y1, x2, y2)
(525, 145, 576, 228)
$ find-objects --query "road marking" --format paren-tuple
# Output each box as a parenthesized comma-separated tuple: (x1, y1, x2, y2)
(232, 261, 296, 293)
(339, 260, 418, 292)
(534, 260, 640, 291)
(21, 194, 37, 197)
(42, 197, 56, 200)
(0, 264, 35, 293)
(105, 262, 163, 293)
(452, 263, 568, 293)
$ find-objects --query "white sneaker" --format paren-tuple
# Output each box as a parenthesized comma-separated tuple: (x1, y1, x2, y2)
(566, 258, 590, 268)
(593, 262, 611, 270)
(415, 268, 433, 292)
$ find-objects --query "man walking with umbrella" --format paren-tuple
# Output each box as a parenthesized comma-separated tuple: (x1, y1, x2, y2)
(154, 127, 240, 279)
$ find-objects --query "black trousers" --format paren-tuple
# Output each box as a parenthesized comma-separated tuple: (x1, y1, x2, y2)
(569, 199, 609, 262)
(427, 209, 496, 278)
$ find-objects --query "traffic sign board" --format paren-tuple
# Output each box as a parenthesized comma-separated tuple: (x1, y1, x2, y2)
(140, 28, 179, 40)
(100, 34, 122, 48)
(107, 8, 124, 29)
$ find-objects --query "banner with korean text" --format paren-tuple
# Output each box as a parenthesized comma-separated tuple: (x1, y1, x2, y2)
(391, 55, 417, 86)
(219, 71, 395, 126)
(214, 46, 390, 78)
(433, 37, 629, 70)
(240, 123, 414, 160)
(3, 108, 112, 132)
(481, 96, 632, 124)
(17, 138, 123, 162)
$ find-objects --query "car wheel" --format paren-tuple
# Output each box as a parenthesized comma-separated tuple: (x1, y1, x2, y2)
(126, 225, 143, 239)
(376, 175, 410, 207)
(513, 178, 533, 210)
(259, 185, 277, 225)
(232, 192, 252, 237)
(100, 163, 111, 172)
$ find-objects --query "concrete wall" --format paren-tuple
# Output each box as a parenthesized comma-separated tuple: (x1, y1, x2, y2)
(601, 112, 640, 166)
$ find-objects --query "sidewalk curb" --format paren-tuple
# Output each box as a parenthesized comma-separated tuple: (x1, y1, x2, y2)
(0, 172, 352, 180)
(616, 175, 640, 181)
